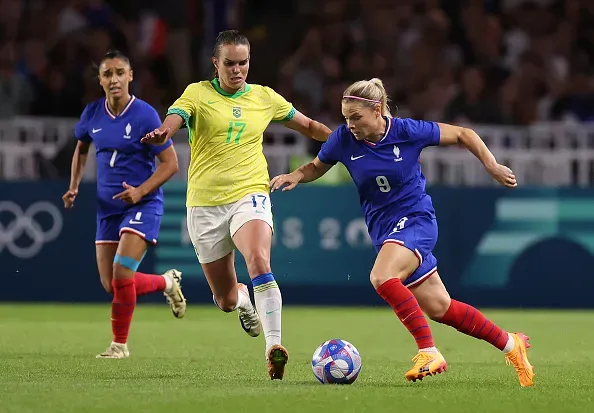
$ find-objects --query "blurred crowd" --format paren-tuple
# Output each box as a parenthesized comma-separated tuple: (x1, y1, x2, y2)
(1, 0, 594, 126)
(0, 0, 197, 119)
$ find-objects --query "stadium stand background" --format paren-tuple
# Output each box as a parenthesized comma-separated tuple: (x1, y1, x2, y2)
(1, 0, 594, 307)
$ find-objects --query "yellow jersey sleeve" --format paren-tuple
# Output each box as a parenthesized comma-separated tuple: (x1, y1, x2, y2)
(265, 87, 296, 122)
(167, 83, 200, 128)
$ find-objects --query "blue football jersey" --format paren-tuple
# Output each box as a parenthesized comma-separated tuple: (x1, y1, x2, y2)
(317, 117, 441, 245)
(74, 96, 172, 217)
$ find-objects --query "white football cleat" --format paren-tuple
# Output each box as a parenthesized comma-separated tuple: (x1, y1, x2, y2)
(237, 283, 261, 337)
(96, 342, 130, 359)
(162, 269, 187, 318)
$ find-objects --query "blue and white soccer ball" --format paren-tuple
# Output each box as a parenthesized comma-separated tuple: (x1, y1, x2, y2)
(311, 339, 362, 384)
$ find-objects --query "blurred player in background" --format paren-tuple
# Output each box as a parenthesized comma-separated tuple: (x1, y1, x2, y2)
(142, 30, 332, 379)
(270, 78, 535, 387)
(62, 50, 186, 359)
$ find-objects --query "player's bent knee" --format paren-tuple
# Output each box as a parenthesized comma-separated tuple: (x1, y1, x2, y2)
(112, 253, 140, 279)
(369, 270, 408, 290)
(369, 272, 384, 289)
(425, 296, 451, 320)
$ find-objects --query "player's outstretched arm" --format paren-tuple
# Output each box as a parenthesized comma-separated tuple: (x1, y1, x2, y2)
(437, 122, 517, 188)
(62, 140, 91, 208)
(270, 157, 333, 192)
(141, 114, 184, 145)
(282, 110, 332, 142)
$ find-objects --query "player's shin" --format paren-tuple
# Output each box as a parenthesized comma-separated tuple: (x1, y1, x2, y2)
(111, 277, 136, 344)
(435, 299, 513, 352)
(127, 249, 167, 296)
(111, 255, 140, 345)
(251, 272, 282, 350)
(134, 272, 167, 295)
(376, 278, 436, 352)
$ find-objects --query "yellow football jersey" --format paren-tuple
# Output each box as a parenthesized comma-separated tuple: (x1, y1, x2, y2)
(167, 78, 295, 206)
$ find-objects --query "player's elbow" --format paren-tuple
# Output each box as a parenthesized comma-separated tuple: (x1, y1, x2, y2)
(458, 127, 475, 142)
(446, 127, 471, 147)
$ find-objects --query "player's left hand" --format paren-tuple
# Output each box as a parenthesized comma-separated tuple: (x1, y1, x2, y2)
(487, 163, 517, 188)
(113, 182, 144, 204)
(270, 171, 304, 192)
(141, 127, 170, 145)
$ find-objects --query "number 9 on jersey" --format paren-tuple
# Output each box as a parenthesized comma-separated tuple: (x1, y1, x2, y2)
(376, 175, 391, 192)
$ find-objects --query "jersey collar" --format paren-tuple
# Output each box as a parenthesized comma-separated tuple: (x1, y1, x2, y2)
(104, 95, 136, 119)
(363, 116, 392, 147)
(211, 78, 252, 99)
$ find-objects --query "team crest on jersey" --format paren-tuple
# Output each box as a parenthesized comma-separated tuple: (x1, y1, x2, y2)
(393, 145, 403, 162)
(232, 106, 242, 118)
(124, 123, 132, 139)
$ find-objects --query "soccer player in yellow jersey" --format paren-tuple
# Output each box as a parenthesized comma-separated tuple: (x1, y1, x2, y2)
(142, 30, 332, 380)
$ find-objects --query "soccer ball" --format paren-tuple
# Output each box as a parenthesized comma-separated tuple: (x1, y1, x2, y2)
(311, 339, 362, 384)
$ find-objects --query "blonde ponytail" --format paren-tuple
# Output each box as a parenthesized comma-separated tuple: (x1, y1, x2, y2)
(342, 78, 392, 117)
(369, 78, 391, 117)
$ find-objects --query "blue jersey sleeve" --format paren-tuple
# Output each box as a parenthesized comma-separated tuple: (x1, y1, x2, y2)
(74, 104, 93, 143)
(317, 127, 344, 165)
(399, 118, 441, 148)
(143, 105, 172, 155)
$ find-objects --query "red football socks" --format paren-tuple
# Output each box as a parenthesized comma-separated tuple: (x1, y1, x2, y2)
(377, 278, 435, 350)
(111, 278, 137, 344)
(438, 299, 509, 351)
(134, 272, 166, 296)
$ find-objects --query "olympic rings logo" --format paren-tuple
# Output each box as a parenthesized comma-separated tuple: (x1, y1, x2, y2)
(0, 201, 63, 259)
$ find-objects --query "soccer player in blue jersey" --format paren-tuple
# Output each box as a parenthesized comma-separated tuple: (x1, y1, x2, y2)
(62, 50, 187, 359)
(270, 78, 535, 387)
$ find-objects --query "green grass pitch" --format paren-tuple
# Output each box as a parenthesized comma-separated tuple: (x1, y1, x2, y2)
(0, 304, 592, 413)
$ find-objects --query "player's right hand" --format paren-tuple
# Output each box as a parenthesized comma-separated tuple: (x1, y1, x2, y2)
(270, 171, 304, 192)
(487, 163, 517, 188)
(141, 127, 171, 145)
(62, 188, 78, 208)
